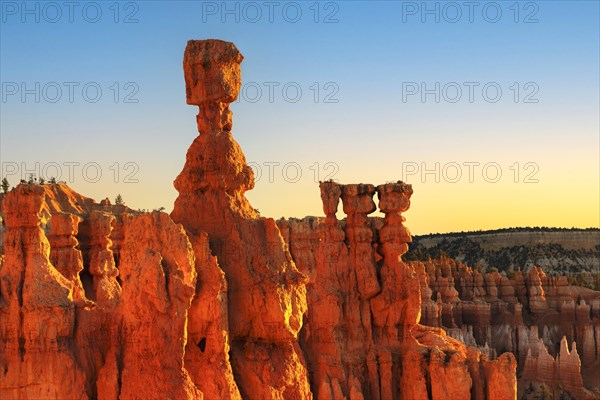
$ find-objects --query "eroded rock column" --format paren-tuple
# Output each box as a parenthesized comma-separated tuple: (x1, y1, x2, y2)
(0, 185, 88, 399)
(341, 184, 380, 300)
(98, 213, 200, 400)
(87, 211, 121, 308)
(371, 182, 419, 340)
(48, 212, 86, 302)
(172, 39, 310, 399)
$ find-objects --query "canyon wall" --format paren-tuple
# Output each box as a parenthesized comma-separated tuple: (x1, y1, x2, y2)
(411, 257, 600, 399)
(0, 39, 524, 399)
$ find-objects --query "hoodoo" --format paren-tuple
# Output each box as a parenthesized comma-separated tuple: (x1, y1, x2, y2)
(7, 39, 579, 399)
(172, 39, 311, 399)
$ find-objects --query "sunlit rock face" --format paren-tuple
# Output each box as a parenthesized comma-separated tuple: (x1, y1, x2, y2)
(280, 181, 518, 400)
(0, 39, 528, 400)
(172, 39, 311, 399)
(0, 185, 201, 400)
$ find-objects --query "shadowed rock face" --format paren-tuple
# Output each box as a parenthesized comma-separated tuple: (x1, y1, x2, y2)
(0, 39, 534, 400)
(409, 256, 600, 399)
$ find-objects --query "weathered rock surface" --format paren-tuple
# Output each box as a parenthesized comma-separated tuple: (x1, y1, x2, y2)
(172, 39, 311, 400)
(279, 182, 518, 400)
(410, 256, 600, 399)
(0, 39, 533, 400)
(0, 184, 203, 399)
(0, 185, 89, 400)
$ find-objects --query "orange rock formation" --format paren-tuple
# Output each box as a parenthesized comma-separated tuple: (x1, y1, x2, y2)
(410, 257, 600, 399)
(279, 181, 517, 400)
(0, 39, 523, 399)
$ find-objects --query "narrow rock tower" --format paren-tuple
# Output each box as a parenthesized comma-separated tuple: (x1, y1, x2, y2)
(171, 39, 311, 399)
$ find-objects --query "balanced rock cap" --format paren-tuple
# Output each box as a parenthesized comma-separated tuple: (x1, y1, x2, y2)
(183, 39, 244, 105)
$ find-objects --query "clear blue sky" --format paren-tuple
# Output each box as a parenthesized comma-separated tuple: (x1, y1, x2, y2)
(1, 1, 599, 234)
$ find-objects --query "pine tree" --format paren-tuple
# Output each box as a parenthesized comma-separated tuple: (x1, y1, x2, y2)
(115, 194, 125, 205)
(1, 178, 9, 193)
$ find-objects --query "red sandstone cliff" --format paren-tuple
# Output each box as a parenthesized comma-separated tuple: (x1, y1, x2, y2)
(0, 39, 523, 399)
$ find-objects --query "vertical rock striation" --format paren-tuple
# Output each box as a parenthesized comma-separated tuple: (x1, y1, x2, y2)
(0, 185, 88, 399)
(171, 39, 310, 399)
(411, 257, 600, 398)
(281, 181, 518, 400)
